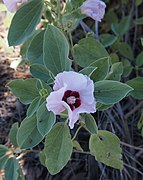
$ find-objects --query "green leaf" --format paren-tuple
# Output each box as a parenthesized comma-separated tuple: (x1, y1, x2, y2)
(39, 150, 46, 167)
(7, 78, 39, 104)
(122, 59, 133, 77)
(62, 9, 84, 32)
(111, 16, 130, 37)
(4, 158, 19, 180)
(110, 53, 119, 64)
(96, 102, 113, 111)
(36, 81, 52, 96)
(134, 16, 143, 25)
(0, 145, 9, 170)
(30, 64, 53, 84)
(106, 62, 123, 81)
(118, 42, 133, 60)
(9, 122, 19, 147)
(43, 25, 71, 76)
(137, 113, 143, 137)
(17, 114, 43, 149)
(79, 67, 97, 77)
(94, 80, 133, 104)
(0, 145, 8, 157)
(27, 30, 45, 64)
(82, 114, 98, 134)
(44, 122, 73, 175)
(136, 51, 143, 67)
(105, 9, 118, 26)
(137, 113, 143, 130)
(17, 166, 25, 180)
(0, 155, 9, 170)
(90, 57, 110, 82)
(135, 0, 143, 6)
(73, 140, 83, 152)
(89, 130, 123, 169)
(73, 36, 109, 67)
(8, 0, 43, 46)
(27, 96, 44, 117)
(100, 34, 117, 47)
(141, 38, 143, 46)
(127, 77, 143, 100)
(37, 102, 56, 137)
(20, 30, 40, 60)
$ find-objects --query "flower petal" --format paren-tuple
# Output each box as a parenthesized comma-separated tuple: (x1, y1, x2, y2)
(3, 0, 18, 12)
(81, 0, 106, 21)
(53, 71, 88, 91)
(3, 0, 28, 12)
(74, 101, 96, 115)
(62, 101, 79, 129)
(46, 87, 66, 114)
(79, 75, 95, 104)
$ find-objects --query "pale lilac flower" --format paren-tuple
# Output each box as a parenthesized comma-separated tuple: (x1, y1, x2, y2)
(3, 0, 28, 13)
(81, 0, 106, 22)
(46, 71, 96, 129)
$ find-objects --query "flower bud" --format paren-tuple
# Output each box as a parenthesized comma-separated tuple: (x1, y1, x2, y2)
(81, 0, 106, 22)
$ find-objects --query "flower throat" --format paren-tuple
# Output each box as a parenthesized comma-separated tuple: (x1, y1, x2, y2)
(62, 90, 81, 111)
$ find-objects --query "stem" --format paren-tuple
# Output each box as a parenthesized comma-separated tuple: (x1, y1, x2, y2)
(57, 0, 61, 24)
(39, 79, 44, 89)
(72, 126, 82, 141)
(95, 20, 99, 40)
(69, 32, 78, 71)
(80, 20, 94, 34)
(65, 118, 69, 124)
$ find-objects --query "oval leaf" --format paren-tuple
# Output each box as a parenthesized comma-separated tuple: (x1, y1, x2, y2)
(8, 0, 43, 46)
(27, 96, 43, 117)
(30, 64, 53, 84)
(73, 36, 109, 67)
(44, 122, 73, 175)
(9, 122, 19, 147)
(0, 155, 9, 170)
(43, 25, 71, 76)
(4, 158, 19, 180)
(106, 62, 123, 81)
(89, 130, 123, 169)
(7, 78, 39, 104)
(90, 57, 110, 82)
(94, 80, 133, 104)
(37, 102, 56, 137)
(27, 30, 45, 64)
(17, 114, 43, 149)
(82, 114, 98, 134)
(127, 77, 143, 100)
(0, 145, 8, 157)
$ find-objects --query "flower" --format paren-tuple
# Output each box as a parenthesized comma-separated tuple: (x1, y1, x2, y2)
(81, 0, 106, 22)
(3, 0, 28, 13)
(46, 71, 96, 129)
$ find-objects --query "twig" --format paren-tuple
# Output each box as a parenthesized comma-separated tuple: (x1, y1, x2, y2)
(124, 101, 143, 120)
(79, 20, 94, 34)
(133, 4, 138, 51)
(73, 149, 90, 155)
(121, 141, 143, 151)
(124, 163, 143, 175)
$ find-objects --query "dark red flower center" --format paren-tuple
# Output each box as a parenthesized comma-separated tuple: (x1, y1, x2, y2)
(62, 90, 81, 111)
